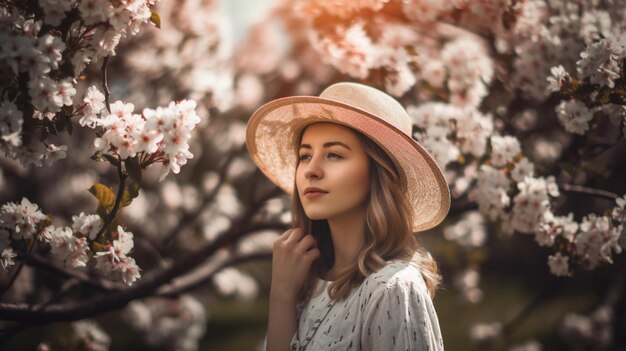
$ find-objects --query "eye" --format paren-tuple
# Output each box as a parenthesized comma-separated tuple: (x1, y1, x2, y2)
(299, 154, 311, 161)
(327, 152, 343, 159)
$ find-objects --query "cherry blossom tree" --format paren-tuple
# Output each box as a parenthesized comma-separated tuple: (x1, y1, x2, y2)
(1, 0, 625, 350)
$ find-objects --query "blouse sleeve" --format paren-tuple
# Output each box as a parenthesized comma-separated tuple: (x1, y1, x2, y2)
(361, 278, 444, 351)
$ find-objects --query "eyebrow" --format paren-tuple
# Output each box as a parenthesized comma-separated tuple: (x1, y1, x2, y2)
(299, 141, 352, 151)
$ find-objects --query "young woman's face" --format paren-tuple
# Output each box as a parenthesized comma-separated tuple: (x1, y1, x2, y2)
(295, 123, 371, 221)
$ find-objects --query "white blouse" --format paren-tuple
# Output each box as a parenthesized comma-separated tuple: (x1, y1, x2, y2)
(287, 260, 444, 351)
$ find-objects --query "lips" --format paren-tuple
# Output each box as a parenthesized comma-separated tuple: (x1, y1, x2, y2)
(303, 187, 328, 198)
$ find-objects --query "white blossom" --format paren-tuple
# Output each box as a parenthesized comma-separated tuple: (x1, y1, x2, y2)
(470, 322, 502, 344)
(123, 295, 206, 351)
(508, 340, 543, 351)
(43, 144, 68, 167)
(490, 135, 521, 167)
(453, 268, 483, 303)
(469, 165, 511, 221)
(546, 65, 571, 93)
(548, 252, 569, 276)
(66, 236, 90, 268)
(511, 157, 535, 183)
(612, 195, 626, 222)
(94, 226, 140, 285)
(72, 320, 111, 351)
(556, 100, 594, 135)
(36, 34, 66, 70)
(535, 211, 578, 246)
(0, 197, 48, 240)
(71, 212, 102, 240)
(443, 211, 486, 247)
(576, 214, 621, 268)
(0, 101, 23, 147)
(441, 37, 494, 108)
(577, 37, 624, 88)
(1, 248, 17, 271)
(49, 226, 74, 260)
(309, 22, 376, 80)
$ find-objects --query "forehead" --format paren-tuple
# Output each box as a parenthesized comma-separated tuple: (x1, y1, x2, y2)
(300, 123, 359, 145)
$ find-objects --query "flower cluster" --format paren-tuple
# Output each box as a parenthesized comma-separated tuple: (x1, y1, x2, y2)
(559, 305, 614, 349)
(546, 35, 625, 135)
(94, 226, 140, 285)
(0, 0, 159, 167)
(409, 102, 493, 168)
(0, 197, 140, 285)
(71, 319, 111, 351)
(466, 132, 624, 276)
(86, 94, 202, 180)
(124, 295, 206, 351)
(544, 195, 625, 276)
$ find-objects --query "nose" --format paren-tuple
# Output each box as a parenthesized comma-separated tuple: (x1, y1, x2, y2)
(304, 155, 323, 180)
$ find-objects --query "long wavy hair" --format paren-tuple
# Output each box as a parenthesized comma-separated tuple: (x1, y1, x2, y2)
(293, 125, 441, 302)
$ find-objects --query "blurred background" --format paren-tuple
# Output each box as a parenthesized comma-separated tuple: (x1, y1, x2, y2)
(1, 0, 625, 350)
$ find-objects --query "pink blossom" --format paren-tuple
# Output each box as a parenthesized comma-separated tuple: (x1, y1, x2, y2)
(0, 197, 48, 240)
(1, 248, 16, 271)
(548, 252, 569, 276)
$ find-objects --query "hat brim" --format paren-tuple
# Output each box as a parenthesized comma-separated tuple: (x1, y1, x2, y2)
(246, 96, 450, 232)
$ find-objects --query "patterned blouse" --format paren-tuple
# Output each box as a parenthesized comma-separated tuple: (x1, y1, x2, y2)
(287, 260, 444, 351)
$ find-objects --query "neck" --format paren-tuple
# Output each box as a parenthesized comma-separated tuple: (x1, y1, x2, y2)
(325, 205, 366, 280)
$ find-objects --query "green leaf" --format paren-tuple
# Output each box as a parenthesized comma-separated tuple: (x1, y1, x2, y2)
(91, 152, 106, 162)
(125, 158, 143, 183)
(96, 204, 108, 220)
(150, 9, 161, 28)
(92, 242, 105, 252)
(121, 180, 140, 208)
(89, 183, 116, 212)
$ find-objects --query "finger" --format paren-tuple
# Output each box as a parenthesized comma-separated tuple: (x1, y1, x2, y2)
(303, 248, 321, 262)
(279, 228, 295, 240)
(274, 229, 294, 246)
(296, 235, 317, 252)
(284, 227, 304, 244)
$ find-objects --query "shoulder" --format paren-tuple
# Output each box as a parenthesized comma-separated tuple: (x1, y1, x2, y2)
(364, 260, 428, 294)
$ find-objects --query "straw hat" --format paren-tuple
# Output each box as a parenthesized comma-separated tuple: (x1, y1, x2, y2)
(246, 82, 450, 232)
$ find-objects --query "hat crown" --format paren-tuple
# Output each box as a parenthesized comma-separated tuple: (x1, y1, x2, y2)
(319, 83, 412, 136)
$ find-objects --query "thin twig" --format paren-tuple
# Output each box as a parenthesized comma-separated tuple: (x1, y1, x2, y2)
(101, 56, 111, 113)
(0, 232, 40, 300)
(559, 183, 619, 200)
(32, 279, 80, 312)
(24, 254, 118, 292)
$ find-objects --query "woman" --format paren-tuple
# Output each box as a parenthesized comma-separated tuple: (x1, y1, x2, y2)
(246, 82, 450, 351)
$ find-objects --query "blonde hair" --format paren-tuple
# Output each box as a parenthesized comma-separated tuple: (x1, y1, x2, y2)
(293, 126, 441, 302)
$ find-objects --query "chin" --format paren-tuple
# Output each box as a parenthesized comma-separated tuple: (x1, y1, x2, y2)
(304, 211, 328, 221)
(303, 207, 331, 221)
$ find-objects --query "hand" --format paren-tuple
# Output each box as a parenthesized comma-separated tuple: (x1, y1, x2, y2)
(270, 228, 320, 302)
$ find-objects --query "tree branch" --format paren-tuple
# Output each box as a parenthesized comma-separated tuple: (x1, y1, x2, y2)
(24, 254, 119, 292)
(559, 183, 619, 200)
(0, 232, 40, 299)
(0, 186, 280, 325)
(157, 251, 272, 298)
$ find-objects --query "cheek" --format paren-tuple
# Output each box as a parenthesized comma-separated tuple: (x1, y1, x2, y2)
(339, 162, 370, 201)
(294, 164, 304, 190)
